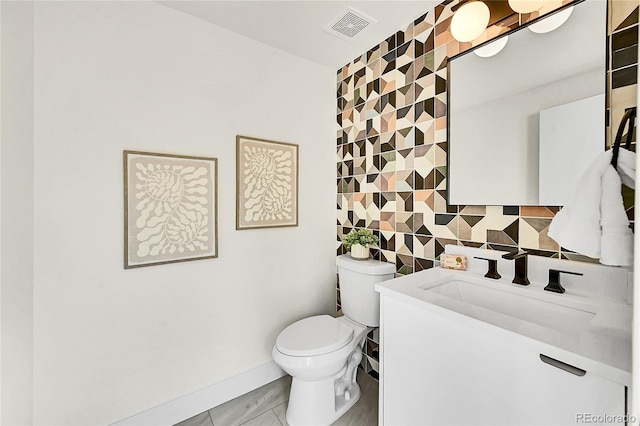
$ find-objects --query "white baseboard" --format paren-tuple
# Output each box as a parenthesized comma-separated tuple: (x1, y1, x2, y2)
(112, 361, 286, 426)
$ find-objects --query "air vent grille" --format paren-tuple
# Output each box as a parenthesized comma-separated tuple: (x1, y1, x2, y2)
(332, 12, 369, 38)
(326, 8, 376, 40)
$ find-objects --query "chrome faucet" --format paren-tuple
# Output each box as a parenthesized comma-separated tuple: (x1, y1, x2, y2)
(501, 251, 530, 286)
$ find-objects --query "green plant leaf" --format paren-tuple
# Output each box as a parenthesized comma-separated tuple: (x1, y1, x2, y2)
(341, 228, 379, 250)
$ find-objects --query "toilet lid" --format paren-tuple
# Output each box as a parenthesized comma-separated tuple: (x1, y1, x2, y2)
(276, 315, 354, 356)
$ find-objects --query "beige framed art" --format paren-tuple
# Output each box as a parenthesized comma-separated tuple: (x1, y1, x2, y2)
(236, 135, 299, 230)
(124, 150, 218, 269)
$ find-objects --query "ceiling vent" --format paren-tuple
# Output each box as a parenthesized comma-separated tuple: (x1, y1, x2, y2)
(325, 7, 376, 41)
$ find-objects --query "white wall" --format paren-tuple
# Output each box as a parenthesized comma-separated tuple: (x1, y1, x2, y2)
(632, 43, 640, 426)
(31, 1, 335, 424)
(1, 2, 35, 424)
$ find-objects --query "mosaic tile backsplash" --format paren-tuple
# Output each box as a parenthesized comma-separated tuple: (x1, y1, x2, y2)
(336, 0, 638, 378)
(337, 0, 637, 270)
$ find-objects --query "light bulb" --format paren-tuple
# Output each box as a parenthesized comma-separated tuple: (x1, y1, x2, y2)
(508, 0, 546, 14)
(528, 6, 574, 33)
(473, 35, 509, 57)
(451, 1, 491, 43)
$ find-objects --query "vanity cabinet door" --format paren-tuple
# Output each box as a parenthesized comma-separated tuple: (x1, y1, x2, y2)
(379, 296, 625, 426)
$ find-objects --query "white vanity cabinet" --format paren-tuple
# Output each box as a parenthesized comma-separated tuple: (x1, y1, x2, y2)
(379, 295, 626, 426)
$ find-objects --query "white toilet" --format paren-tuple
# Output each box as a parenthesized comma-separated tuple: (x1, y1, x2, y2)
(272, 254, 395, 425)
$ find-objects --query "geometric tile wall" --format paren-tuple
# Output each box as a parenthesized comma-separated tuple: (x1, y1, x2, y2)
(337, 0, 637, 267)
(336, 0, 638, 379)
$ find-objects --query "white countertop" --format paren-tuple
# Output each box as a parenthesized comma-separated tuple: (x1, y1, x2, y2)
(376, 265, 632, 386)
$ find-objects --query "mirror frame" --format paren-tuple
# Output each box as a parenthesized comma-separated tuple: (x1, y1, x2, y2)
(445, 0, 606, 207)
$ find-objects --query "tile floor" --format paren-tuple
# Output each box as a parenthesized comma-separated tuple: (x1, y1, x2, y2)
(176, 369, 379, 426)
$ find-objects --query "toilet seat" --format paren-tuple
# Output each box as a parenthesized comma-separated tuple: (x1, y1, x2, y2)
(276, 315, 354, 356)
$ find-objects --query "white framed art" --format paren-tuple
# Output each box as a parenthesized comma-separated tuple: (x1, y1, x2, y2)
(236, 135, 299, 230)
(124, 150, 218, 268)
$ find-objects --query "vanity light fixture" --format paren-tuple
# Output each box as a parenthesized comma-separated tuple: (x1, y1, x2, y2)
(528, 6, 574, 33)
(450, 1, 490, 43)
(507, 0, 546, 14)
(473, 35, 509, 57)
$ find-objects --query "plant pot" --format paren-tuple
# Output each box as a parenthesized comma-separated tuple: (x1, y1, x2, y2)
(350, 244, 370, 260)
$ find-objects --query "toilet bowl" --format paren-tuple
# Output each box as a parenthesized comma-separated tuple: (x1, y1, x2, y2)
(272, 315, 369, 425)
(272, 255, 396, 426)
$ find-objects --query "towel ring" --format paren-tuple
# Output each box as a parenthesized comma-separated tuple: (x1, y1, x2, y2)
(611, 107, 636, 169)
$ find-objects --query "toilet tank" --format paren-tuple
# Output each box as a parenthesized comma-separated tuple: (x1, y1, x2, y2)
(336, 254, 396, 327)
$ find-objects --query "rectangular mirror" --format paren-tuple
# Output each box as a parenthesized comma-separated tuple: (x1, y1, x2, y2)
(448, 0, 606, 206)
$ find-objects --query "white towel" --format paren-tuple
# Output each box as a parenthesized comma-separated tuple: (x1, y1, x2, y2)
(548, 148, 635, 266)
(616, 148, 636, 188)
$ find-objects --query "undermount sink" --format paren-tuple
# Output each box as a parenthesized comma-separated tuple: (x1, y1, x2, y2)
(421, 277, 597, 333)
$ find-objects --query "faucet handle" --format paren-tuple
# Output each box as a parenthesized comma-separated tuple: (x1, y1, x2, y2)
(544, 269, 584, 294)
(474, 257, 501, 279)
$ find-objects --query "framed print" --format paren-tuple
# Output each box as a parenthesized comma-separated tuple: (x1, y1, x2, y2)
(236, 135, 298, 230)
(124, 150, 218, 269)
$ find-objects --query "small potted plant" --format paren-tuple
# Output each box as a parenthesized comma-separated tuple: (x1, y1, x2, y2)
(342, 229, 379, 260)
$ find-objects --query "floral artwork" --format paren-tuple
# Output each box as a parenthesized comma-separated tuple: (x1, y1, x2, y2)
(236, 136, 298, 229)
(124, 151, 218, 268)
